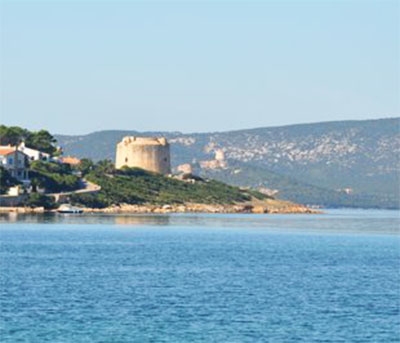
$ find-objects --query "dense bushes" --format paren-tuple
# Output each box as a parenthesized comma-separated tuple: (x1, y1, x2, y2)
(0, 166, 20, 194)
(29, 161, 80, 193)
(24, 193, 57, 209)
(74, 166, 263, 208)
(69, 193, 110, 209)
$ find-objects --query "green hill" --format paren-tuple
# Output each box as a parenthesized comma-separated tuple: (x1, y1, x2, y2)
(70, 165, 269, 209)
(201, 161, 398, 209)
(56, 118, 400, 209)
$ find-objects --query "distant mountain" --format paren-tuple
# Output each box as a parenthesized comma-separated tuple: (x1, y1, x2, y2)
(56, 118, 400, 209)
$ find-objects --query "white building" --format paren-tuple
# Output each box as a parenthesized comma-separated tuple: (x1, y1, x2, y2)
(18, 142, 50, 162)
(0, 146, 30, 186)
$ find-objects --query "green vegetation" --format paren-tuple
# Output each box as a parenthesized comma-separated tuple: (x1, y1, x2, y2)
(0, 125, 58, 155)
(70, 161, 269, 208)
(69, 193, 110, 209)
(1, 126, 271, 209)
(55, 118, 400, 209)
(4, 121, 397, 209)
(75, 158, 95, 176)
(29, 161, 81, 193)
(0, 166, 20, 194)
(25, 130, 58, 155)
(23, 193, 57, 209)
(203, 162, 399, 209)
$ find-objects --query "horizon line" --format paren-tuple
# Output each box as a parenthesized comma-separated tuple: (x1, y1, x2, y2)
(51, 116, 399, 137)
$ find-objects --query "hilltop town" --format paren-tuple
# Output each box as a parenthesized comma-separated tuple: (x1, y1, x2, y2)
(0, 125, 315, 214)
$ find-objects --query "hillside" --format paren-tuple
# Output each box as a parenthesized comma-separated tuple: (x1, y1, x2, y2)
(56, 118, 400, 209)
(200, 161, 397, 209)
(68, 166, 310, 214)
(72, 167, 263, 208)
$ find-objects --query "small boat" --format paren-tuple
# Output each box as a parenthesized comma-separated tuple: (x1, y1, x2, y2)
(57, 204, 83, 214)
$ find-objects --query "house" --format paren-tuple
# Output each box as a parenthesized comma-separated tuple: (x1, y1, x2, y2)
(59, 156, 81, 166)
(18, 142, 50, 162)
(0, 146, 30, 186)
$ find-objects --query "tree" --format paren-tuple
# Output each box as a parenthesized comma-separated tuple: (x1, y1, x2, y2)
(24, 193, 57, 209)
(25, 130, 57, 155)
(0, 126, 58, 156)
(94, 160, 115, 175)
(0, 125, 29, 146)
(76, 158, 95, 176)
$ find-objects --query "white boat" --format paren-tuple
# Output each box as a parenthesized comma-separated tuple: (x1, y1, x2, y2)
(57, 204, 83, 214)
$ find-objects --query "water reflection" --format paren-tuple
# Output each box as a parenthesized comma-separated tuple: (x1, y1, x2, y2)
(0, 213, 171, 226)
(0, 212, 270, 227)
(0, 210, 399, 235)
(114, 215, 170, 226)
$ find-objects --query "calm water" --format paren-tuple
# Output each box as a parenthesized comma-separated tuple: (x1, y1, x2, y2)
(0, 210, 399, 342)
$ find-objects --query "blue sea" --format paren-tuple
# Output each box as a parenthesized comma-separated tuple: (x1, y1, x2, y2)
(0, 209, 399, 342)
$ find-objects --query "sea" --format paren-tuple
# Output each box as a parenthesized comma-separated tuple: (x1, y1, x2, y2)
(0, 209, 399, 343)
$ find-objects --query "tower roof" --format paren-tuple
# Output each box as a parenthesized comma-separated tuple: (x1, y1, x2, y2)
(120, 136, 168, 146)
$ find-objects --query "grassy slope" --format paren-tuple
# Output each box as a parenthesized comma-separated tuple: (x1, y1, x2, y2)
(71, 168, 269, 208)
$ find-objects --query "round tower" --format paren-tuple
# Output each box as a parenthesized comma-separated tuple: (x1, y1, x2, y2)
(115, 136, 171, 174)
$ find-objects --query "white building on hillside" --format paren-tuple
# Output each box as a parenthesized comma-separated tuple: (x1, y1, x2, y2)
(0, 146, 30, 186)
(18, 142, 50, 162)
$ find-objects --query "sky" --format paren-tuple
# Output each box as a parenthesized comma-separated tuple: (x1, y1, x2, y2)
(0, 0, 399, 135)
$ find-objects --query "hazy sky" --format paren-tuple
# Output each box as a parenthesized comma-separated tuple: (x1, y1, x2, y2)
(0, 0, 399, 135)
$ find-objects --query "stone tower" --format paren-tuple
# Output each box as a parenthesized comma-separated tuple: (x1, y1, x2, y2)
(115, 136, 171, 174)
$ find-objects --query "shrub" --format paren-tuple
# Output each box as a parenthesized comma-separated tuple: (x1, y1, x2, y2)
(29, 161, 80, 193)
(84, 167, 261, 206)
(0, 166, 20, 194)
(69, 193, 110, 209)
(24, 193, 57, 209)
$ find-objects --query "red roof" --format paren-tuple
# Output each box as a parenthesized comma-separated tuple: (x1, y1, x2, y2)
(61, 156, 81, 165)
(0, 148, 16, 156)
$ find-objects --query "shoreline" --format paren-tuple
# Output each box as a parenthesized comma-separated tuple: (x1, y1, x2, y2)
(0, 200, 321, 215)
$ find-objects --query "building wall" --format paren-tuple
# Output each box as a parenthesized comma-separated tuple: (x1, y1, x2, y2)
(0, 150, 30, 182)
(116, 137, 171, 174)
(18, 143, 50, 161)
(0, 194, 28, 206)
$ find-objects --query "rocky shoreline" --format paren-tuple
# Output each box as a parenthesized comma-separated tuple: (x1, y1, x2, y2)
(0, 199, 321, 215)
